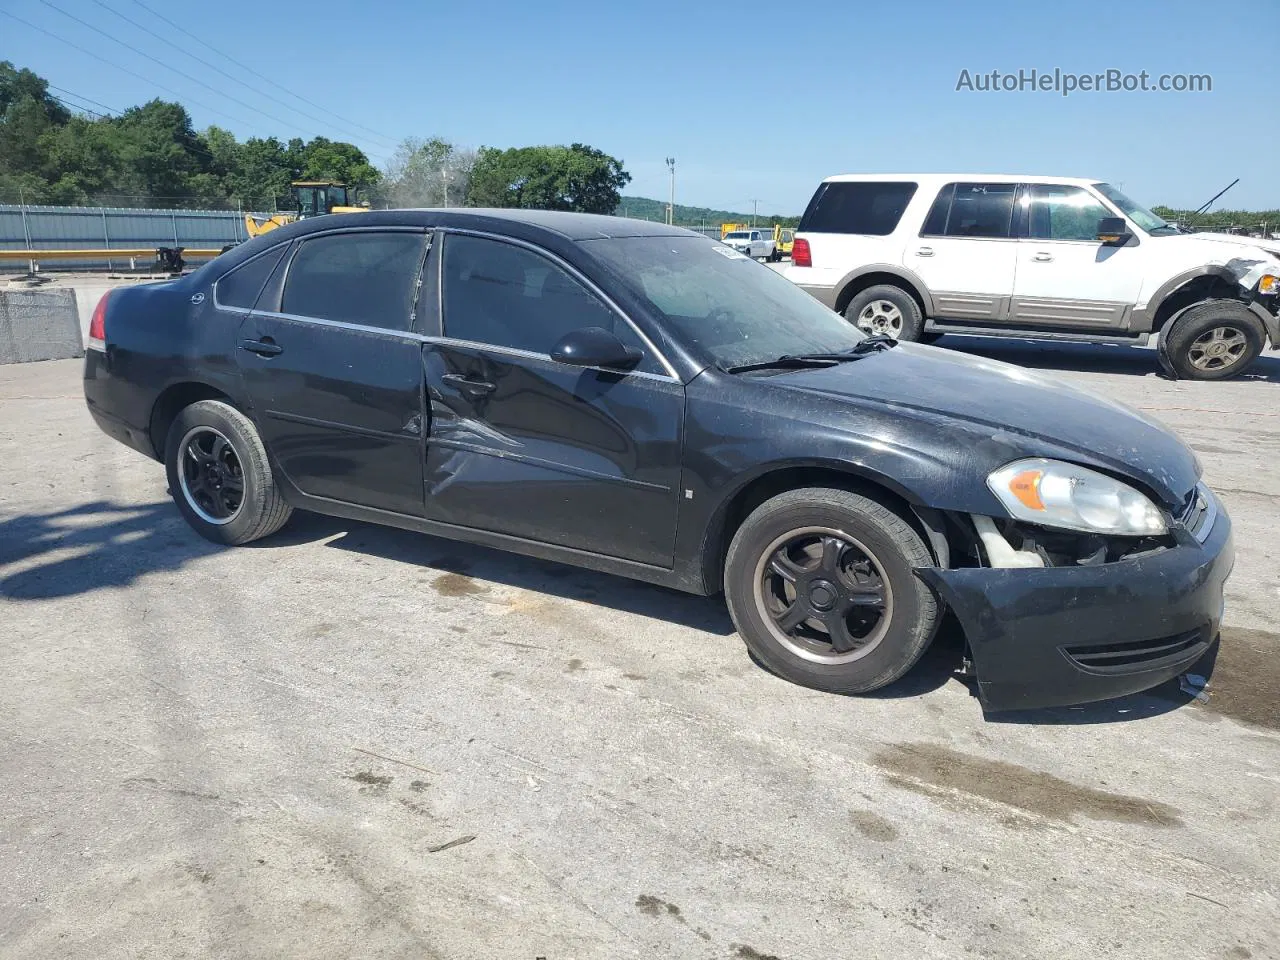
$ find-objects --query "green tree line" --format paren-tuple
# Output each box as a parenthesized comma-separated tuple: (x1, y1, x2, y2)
(0, 61, 632, 216)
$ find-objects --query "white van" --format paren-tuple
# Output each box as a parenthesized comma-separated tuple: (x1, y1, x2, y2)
(784, 174, 1280, 380)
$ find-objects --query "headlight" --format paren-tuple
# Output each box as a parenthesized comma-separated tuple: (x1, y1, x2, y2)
(1259, 274, 1279, 296)
(987, 458, 1167, 536)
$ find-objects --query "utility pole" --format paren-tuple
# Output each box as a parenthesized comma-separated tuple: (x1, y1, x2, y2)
(666, 157, 676, 225)
(750, 198, 759, 227)
(441, 165, 449, 208)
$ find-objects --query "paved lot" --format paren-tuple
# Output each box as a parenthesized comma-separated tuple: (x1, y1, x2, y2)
(2, 336, 1279, 959)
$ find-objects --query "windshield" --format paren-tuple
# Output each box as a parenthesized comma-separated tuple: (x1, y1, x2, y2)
(1093, 183, 1179, 235)
(586, 236, 866, 369)
(724, 231, 749, 239)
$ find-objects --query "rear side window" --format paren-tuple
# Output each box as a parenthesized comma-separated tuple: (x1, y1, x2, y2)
(798, 182, 918, 235)
(923, 182, 1018, 239)
(281, 231, 426, 331)
(215, 246, 287, 310)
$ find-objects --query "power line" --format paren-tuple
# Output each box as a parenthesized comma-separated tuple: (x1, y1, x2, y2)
(87, 0, 399, 152)
(126, 0, 400, 148)
(0, 8, 305, 139)
(34, 0, 346, 148)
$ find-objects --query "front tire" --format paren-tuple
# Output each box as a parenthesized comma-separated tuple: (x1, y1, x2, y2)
(844, 284, 925, 342)
(724, 488, 942, 695)
(164, 399, 293, 545)
(1162, 299, 1266, 380)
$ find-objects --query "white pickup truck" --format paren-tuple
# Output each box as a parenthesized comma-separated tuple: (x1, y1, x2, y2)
(721, 229, 778, 262)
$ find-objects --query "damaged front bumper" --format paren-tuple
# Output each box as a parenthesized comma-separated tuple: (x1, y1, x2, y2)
(916, 502, 1234, 712)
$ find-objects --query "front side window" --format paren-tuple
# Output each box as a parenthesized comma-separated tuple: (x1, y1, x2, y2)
(798, 181, 918, 235)
(442, 234, 661, 374)
(1093, 182, 1178, 235)
(280, 231, 426, 330)
(1026, 184, 1113, 241)
(215, 245, 287, 310)
(925, 182, 1018, 239)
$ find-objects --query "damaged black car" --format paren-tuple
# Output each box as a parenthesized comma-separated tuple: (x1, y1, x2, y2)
(82, 210, 1235, 711)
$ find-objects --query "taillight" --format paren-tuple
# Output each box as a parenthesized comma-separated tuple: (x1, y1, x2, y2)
(792, 237, 812, 268)
(88, 291, 109, 350)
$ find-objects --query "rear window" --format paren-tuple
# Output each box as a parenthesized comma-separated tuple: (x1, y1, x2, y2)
(798, 181, 918, 235)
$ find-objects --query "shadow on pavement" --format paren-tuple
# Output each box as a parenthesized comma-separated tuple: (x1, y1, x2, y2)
(937, 334, 1280, 384)
(0, 500, 219, 600)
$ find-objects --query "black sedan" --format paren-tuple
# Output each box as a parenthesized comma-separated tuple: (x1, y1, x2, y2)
(82, 209, 1234, 711)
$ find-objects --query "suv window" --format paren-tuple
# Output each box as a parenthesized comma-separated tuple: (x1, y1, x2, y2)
(798, 181, 918, 235)
(1027, 184, 1112, 242)
(442, 234, 662, 374)
(215, 246, 287, 310)
(281, 231, 426, 330)
(923, 182, 1018, 239)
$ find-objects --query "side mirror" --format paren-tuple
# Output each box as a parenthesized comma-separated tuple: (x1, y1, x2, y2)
(1097, 216, 1132, 244)
(550, 326, 642, 369)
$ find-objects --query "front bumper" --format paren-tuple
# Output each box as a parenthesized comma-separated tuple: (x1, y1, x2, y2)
(916, 504, 1235, 712)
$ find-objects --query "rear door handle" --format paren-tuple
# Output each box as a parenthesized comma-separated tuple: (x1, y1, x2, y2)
(1032, 252, 1054, 262)
(239, 337, 282, 357)
(441, 373, 496, 396)
(915, 246, 934, 257)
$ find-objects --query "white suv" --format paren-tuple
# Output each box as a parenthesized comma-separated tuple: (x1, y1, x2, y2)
(784, 173, 1280, 380)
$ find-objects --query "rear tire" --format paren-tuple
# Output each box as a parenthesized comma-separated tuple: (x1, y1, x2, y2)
(724, 487, 941, 695)
(164, 399, 293, 545)
(1162, 299, 1265, 380)
(844, 284, 925, 342)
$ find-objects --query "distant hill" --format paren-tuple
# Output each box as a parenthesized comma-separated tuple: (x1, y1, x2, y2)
(615, 195, 800, 228)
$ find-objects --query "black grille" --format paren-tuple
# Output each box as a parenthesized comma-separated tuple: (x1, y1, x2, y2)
(1177, 484, 1213, 541)
(1064, 628, 1210, 675)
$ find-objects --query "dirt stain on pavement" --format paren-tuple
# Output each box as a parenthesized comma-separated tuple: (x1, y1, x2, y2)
(431, 573, 487, 597)
(734, 946, 783, 960)
(565, 658, 585, 673)
(635, 894, 681, 918)
(1198, 628, 1280, 732)
(875, 742, 1182, 827)
(345, 771, 392, 796)
(849, 809, 899, 842)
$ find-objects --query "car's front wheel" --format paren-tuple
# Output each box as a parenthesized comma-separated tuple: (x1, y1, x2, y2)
(164, 399, 293, 545)
(1162, 299, 1266, 380)
(724, 487, 942, 694)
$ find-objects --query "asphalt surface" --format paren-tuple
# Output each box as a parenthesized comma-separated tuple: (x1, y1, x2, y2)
(2, 312, 1280, 959)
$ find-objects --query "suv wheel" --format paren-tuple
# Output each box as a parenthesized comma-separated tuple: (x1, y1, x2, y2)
(1162, 299, 1266, 380)
(724, 487, 942, 695)
(844, 285, 925, 341)
(164, 399, 293, 545)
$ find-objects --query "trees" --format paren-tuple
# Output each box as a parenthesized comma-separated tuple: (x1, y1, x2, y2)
(378, 137, 476, 208)
(465, 143, 631, 213)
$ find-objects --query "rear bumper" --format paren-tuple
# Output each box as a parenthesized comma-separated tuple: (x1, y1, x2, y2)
(917, 504, 1235, 712)
(795, 283, 838, 309)
(83, 348, 158, 460)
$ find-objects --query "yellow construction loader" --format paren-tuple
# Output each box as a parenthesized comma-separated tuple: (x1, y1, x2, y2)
(245, 180, 369, 238)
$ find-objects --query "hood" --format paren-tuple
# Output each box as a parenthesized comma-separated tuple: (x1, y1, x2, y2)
(763, 344, 1200, 508)
(1170, 231, 1280, 261)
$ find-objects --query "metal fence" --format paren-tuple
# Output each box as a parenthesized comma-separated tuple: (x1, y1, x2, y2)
(0, 204, 253, 271)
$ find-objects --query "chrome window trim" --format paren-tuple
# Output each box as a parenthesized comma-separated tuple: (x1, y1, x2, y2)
(249, 311, 680, 384)
(436, 227, 681, 381)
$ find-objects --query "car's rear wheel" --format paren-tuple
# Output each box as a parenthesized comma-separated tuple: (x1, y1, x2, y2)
(1162, 299, 1266, 380)
(164, 399, 293, 545)
(844, 284, 925, 341)
(724, 487, 942, 694)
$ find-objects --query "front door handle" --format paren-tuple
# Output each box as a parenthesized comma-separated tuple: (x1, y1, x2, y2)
(1032, 252, 1054, 262)
(915, 246, 934, 257)
(441, 373, 496, 396)
(239, 337, 282, 357)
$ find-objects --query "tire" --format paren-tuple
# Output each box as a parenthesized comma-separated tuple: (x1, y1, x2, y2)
(844, 284, 925, 341)
(723, 487, 941, 695)
(164, 399, 293, 545)
(1162, 299, 1266, 380)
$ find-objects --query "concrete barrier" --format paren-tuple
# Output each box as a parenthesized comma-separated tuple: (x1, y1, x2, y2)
(0, 287, 84, 364)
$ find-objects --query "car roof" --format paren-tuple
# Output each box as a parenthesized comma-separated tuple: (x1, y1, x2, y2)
(383, 207, 698, 240)
(819, 173, 1106, 187)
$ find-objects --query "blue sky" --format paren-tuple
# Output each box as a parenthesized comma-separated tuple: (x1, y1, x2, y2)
(4, 0, 1277, 213)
